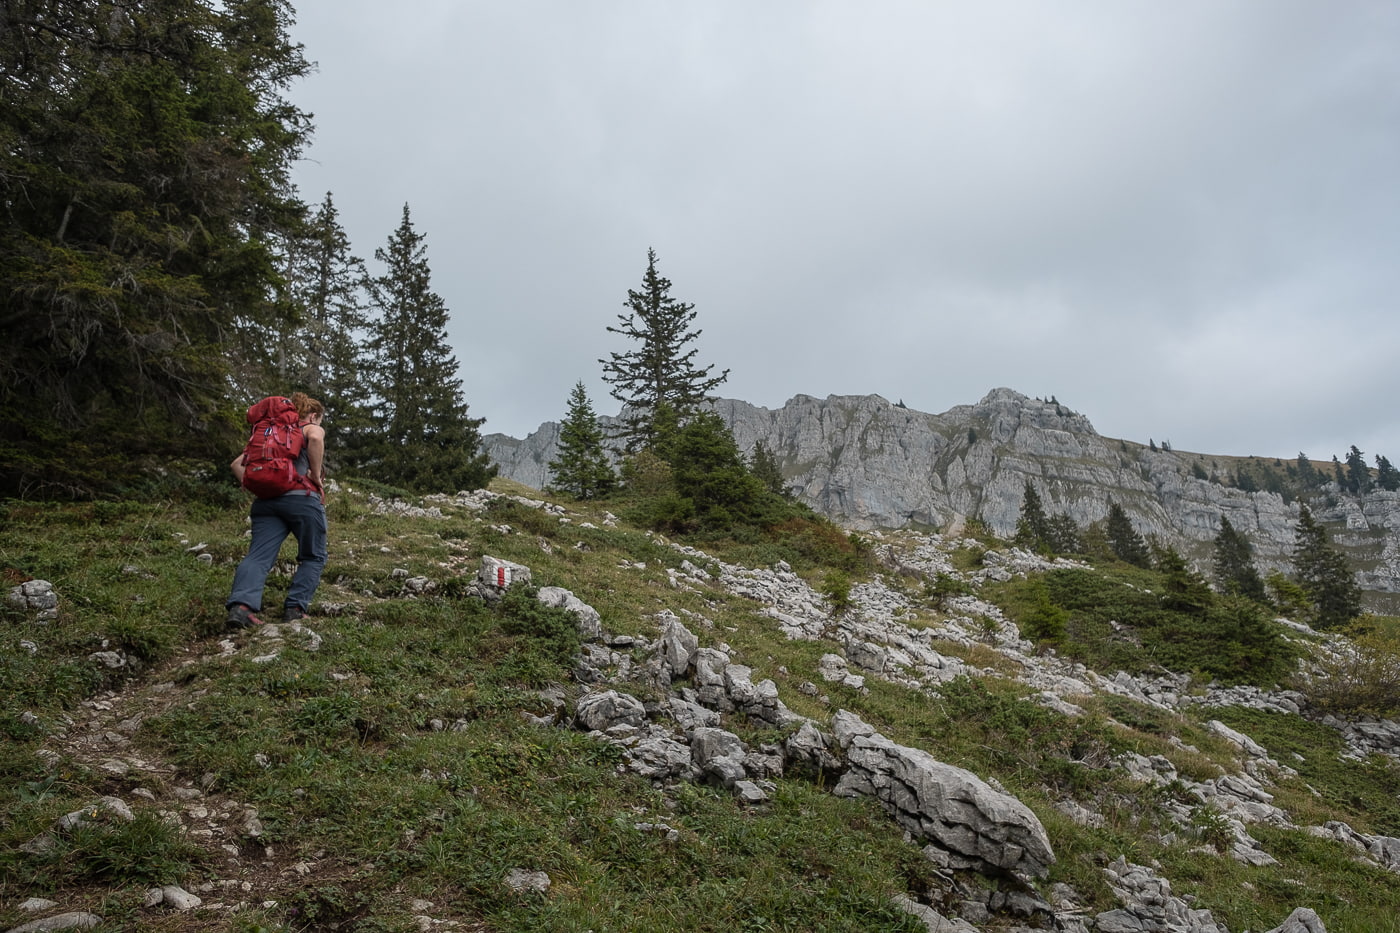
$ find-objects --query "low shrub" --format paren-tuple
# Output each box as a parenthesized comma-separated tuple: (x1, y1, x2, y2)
(1297, 621, 1400, 717)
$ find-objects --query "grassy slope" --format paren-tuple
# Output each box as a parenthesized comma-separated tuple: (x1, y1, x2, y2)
(2, 479, 1399, 932)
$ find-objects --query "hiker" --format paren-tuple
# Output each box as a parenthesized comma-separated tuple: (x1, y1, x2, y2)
(225, 392, 328, 629)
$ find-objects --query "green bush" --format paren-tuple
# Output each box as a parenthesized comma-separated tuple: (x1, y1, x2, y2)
(497, 585, 584, 674)
(992, 567, 1298, 686)
(1298, 622, 1400, 717)
(821, 571, 852, 617)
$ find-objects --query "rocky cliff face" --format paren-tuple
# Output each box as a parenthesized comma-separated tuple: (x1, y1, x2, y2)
(483, 388, 1400, 606)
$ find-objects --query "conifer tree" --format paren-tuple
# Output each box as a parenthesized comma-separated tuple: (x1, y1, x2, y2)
(0, 0, 313, 496)
(1296, 453, 1317, 486)
(1156, 547, 1213, 615)
(600, 248, 729, 452)
(1014, 482, 1051, 552)
(548, 382, 616, 499)
(1105, 501, 1152, 567)
(1376, 455, 1400, 492)
(359, 205, 494, 492)
(1212, 517, 1267, 601)
(279, 192, 374, 467)
(1345, 445, 1370, 494)
(749, 440, 788, 498)
(1291, 505, 1362, 630)
(1045, 513, 1082, 555)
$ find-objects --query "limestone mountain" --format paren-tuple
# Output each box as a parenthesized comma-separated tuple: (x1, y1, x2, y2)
(484, 387, 1400, 609)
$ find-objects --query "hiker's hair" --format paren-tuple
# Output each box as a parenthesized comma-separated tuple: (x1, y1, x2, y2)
(291, 392, 325, 418)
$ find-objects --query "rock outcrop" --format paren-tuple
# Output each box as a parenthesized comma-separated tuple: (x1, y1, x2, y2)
(483, 388, 1400, 602)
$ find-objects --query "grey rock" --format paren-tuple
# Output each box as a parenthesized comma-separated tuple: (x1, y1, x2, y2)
(732, 780, 768, 805)
(5, 913, 102, 932)
(666, 695, 721, 732)
(147, 885, 202, 911)
(625, 728, 695, 780)
(16, 900, 57, 914)
(576, 690, 647, 731)
(1097, 857, 1228, 933)
(476, 556, 532, 602)
(890, 895, 978, 932)
(656, 614, 699, 680)
(503, 868, 550, 895)
(486, 389, 1400, 597)
(830, 713, 1054, 878)
(7, 579, 58, 612)
(784, 722, 843, 774)
(691, 727, 748, 787)
(1264, 907, 1328, 933)
(536, 586, 604, 641)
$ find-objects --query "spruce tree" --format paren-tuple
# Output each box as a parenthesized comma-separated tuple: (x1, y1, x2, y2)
(1296, 453, 1318, 487)
(600, 248, 729, 452)
(1376, 455, 1400, 492)
(749, 440, 788, 498)
(1156, 547, 1213, 615)
(1212, 517, 1267, 602)
(1345, 445, 1370, 494)
(1291, 505, 1362, 630)
(280, 192, 374, 468)
(547, 382, 616, 499)
(0, 0, 313, 496)
(1045, 513, 1082, 555)
(1105, 501, 1151, 567)
(1013, 481, 1052, 553)
(360, 205, 494, 492)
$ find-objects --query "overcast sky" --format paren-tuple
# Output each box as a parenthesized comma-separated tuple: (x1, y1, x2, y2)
(285, 0, 1399, 464)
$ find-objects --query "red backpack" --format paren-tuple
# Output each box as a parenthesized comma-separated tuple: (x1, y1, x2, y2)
(239, 397, 310, 498)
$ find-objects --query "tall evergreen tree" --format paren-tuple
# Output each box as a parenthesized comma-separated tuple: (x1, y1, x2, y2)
(279, 192, 374, 467)
(600, 248, 729, 452)
(1156, 547, 1213, 615)
(547, 382, 616, 499)
(0, 0, 313, 496)
(748, 440, 789, 498)
(1295, 453, 1318, 487)
(1376, 454, 1400, 492)
(1105, 501, 1151, 567)
(1045, 513, 1082, 555)
(1212, 517, 1267, 602)
(1345, 445, 1370, 495)
(1013, 481, 1052, 552)
(359, 205, 494, 492)
(1291, 505, 1362, 630)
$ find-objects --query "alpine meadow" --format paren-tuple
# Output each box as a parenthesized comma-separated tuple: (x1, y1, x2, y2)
(4, 3, 1400, 933)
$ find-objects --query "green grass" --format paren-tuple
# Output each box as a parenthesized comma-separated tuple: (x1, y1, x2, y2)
(4, 482, 1400, 931)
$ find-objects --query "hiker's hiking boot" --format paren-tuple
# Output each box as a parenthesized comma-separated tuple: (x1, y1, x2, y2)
(226, 603, 264, 630)
(283, 605, 307, 623)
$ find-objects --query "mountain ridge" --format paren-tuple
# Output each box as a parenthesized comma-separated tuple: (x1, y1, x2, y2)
(484, 387, 1400, 608)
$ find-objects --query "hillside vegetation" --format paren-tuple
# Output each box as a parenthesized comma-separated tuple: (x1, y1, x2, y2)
(4, 476, 1400, 932)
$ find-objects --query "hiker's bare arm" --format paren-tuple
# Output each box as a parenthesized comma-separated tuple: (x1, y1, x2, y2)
(303, 424, 326, 487)
(230, 454, 246, 483)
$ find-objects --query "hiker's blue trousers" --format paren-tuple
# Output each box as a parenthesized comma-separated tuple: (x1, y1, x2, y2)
(226, 492, 327, 614)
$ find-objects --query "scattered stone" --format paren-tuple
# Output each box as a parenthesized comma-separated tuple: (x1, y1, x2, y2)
(1264, 907, 1328, 933)
(503, 868, 550, 895)
(576, 690, 647, 731)
(5, 912, 103, 932)
(16, 900, 57, 913)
